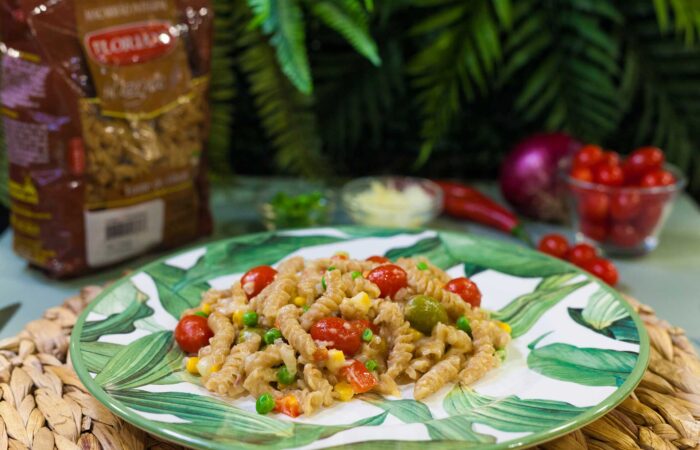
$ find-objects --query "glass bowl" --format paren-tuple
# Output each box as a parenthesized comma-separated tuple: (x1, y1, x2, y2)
(257, 182, 335, 230)
(561, 163, 687, 256)
(341, 176, 443, 228)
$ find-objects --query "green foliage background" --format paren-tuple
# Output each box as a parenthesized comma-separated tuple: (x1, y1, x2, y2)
(2, 0, 700, 207)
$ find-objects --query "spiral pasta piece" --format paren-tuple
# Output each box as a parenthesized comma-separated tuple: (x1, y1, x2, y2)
(458, 320, 500, 385)
(198, 313, 237, 380)
(341, 272, 381, 298)
(213, 282, 249, 316)
(277, 256, 305, 275)
(205, 334, 261, 396)
(415, 354, 463, 400)
(300, 270, 344, 330)
(301, 364, 333, 414)
(277, 304, 326, 362)
(433, 322, 473, 356)
(298, 267, 323, 305)
(375, 302, 414, 379)
(262, 274, 297, 321)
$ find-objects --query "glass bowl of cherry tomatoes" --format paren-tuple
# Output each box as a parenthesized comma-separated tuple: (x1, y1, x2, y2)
(562, 145, 686, 256)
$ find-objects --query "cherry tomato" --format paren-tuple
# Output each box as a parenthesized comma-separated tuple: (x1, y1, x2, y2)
(577, 191, 609, 222)
(241, 265, 278, 298)
(597, 151, 621, 167)
(593, 164, 624, 187)
(610, 191, 641, 221)
(537, 233, 569, 259)
(610, 223, 643, 247)
(274, 395, 301, 418)
(573, 144, 604, 168)
(340, 360, 378, 393)
(310, 317, 362, 356)
(566, 243, 597, 267)
(366, 255, 390, 264)
(580, 220, 608, 242)
(175, 315, 213, 353)
(570, 166, 593, 183)
(367, 264, 408, 298)
(633, 199, 664, 236)
(350, 319, 379, 335)
(639, 170, 676, 188)
(444, 277, 482, 308)
(623, 147, 664, 181)
(584, 258, 619, 286)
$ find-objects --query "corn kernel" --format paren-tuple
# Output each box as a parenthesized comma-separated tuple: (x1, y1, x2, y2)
(293, 296, 306, 307)
(202, 303, 212, 315)
(497, 321, 511, 334)
(409, 328, 424, 342)
(334, 382, 354, 401)
(326, 349, 346, 373)
(211, 364, 221, 373)
(347, 292, 371, 314)
(186, 357, 200, 375)
(334, 251, 349, 259)
(232, 310, 245, 326)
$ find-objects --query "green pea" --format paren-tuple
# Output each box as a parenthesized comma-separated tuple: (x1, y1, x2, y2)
(321, 276, 327, 290)
(243, 311, 258, 327)
(456, 316, 472, 335)
(264, 328, 283, 345)
(496, 348, 507, 362)
(362, 328, 373, 342)
(328, 266, 336, 271)
(194, 311, 208, 318)
(277, 366, 296, 385)
(404, 295, 448, 334)
(365, 359, 378, 371)
(256, 393, 275, 414)
(237, 327, 265, 344)
(416, 262, 428, 270)
(351, 271, 361, 280)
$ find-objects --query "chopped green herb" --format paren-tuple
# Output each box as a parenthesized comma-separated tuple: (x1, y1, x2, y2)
(496, 348, 507, 362)
(351, 271, 361, 280)
(194, 311, 208, 318)
(303, 305, 310, 312)
(321, 276, 327, 290)
(417, 262, 429, 270)
(328, 266, 336, 271)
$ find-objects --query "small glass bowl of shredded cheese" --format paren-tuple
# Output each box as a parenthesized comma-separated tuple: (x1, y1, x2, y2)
(341, 176, 443, 227)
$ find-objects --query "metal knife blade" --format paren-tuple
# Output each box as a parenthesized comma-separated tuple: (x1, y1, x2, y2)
(0, 303, 20, 333)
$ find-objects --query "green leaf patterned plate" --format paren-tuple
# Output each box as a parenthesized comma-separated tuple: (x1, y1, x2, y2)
(70, 227, 649, 449)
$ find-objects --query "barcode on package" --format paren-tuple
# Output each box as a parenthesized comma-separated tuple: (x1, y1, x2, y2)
(85, 199, 164, 267)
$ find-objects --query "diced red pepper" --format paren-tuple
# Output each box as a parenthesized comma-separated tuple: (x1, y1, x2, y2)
(340, 360, 378, 393)
(275, 394, 301, 418)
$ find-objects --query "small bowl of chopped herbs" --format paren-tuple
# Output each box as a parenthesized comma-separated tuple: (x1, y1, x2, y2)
(258, 185, 336, 230)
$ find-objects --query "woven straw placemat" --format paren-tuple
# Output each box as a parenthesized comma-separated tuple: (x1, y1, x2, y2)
(0, 286, 697, 450)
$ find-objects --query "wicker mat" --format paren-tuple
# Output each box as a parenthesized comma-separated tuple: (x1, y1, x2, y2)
(0, 287, 697, 450)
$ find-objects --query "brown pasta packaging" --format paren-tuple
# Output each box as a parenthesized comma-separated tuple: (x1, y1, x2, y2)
(0, 0, 213, 277)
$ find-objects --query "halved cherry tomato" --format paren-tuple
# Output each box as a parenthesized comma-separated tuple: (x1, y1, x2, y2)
(623, 147, 664, 181)
(275, 395, 301, 418)
(593, 164, 624, 187)
(577, 191, 609, 223)
(367, 264, 408, 298)
(175, 315, 213, 353)
(366, 255, 390, 264)
(444, 277, 482, 308)
(610, 223, 643, 247)
(340, 360, 378, 393)
(537, 233, 569, 259)
(241, 265, 278, 298)
(573, 144, 604, 168)
(350, 319, 380, 335)
(610, 191, 641, 221)
(566, 243, 597, 268)
(580, 220, 608, 242)
(584, 258, 619, 286)
(639, 170, 676, 188)
(570, 166, 593, 183)
(310, 317, 362, 356)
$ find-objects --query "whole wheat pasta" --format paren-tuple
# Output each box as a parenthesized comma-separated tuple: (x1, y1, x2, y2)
(300, 270, 345, 330)
(180, 254, 509, 416)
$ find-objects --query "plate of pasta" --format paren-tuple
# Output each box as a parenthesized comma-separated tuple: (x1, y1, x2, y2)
(71, 227, 649, 450)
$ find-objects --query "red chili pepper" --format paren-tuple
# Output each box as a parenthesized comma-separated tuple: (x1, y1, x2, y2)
(435, 180, 531, 245)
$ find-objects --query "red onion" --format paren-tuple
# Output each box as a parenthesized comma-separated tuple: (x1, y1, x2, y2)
(500, 132, 582, 222)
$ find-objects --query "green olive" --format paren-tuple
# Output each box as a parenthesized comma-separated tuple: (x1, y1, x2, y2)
(237, 327, 266, 344)
(404, 295, 448, 334)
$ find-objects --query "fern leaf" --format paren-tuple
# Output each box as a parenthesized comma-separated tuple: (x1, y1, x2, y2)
(309, 0, 381, 65)
(252, 0, 312, 94)
(651, 0, 700, 43)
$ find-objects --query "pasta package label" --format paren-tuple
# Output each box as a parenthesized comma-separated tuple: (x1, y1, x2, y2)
(0, 0, 213, 277)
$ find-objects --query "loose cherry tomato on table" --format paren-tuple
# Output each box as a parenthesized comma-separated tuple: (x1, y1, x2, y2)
(623, 147, 664, 181)
(610, 191, 641, 221)
(310, 317, 362, 356)
(275, 395, 301, 418)
(367, 264, 408, 298)
(577, 191, 609, 222)
(444, 277, 482, 308)
(639, 170, 676, 188)
(570, 166, 593, 183)
(340, 360, 378, 393)
(573, 144, 604, 168)
(241, 265, 278, 298)
(366, 255, 390, 264)
(175, 315, 213, 353)
(537, 233, 569, 259)
(584, 258, 619, 286)
(566, 243, 597, 268)
(593, 164, 624, 187)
